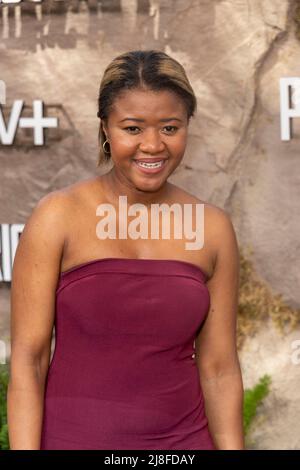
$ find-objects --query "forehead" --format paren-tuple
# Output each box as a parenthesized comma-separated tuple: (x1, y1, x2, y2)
(109, 88, 187, 120)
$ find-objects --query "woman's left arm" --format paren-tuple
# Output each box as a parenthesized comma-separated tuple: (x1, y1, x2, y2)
(195, 207, 245, 450)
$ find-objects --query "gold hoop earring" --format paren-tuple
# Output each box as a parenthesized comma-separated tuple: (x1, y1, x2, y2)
(102, 139, 110, 154)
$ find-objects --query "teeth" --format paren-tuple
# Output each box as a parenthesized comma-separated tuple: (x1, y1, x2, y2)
(136, 160, 164, 169)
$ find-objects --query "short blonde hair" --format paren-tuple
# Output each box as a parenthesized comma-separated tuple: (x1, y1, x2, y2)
(96, 49, 197, 167)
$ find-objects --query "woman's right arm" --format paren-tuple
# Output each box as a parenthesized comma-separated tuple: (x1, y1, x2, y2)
(7, 191, 69, 450)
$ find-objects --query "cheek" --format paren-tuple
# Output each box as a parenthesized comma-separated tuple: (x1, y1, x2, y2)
(169, 134, 187, 154)
(110, 132, 137, 157)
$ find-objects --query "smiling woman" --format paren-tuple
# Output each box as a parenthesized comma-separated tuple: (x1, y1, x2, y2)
(100, 86, 189, 194)
(96, 50, 196, 168)
(8, 49, 244, 451)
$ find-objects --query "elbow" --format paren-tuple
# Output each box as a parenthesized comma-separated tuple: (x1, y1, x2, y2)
(196, 353, 242, 380)
(9, 346, 51, 385)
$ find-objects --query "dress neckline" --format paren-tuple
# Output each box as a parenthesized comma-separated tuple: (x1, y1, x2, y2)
(60, 257, 210, 282)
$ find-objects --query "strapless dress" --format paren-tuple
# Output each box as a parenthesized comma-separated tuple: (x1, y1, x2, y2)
(40, 257, 216, 450)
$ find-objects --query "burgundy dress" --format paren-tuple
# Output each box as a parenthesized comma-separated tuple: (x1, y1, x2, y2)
(40, 257, 216, 450)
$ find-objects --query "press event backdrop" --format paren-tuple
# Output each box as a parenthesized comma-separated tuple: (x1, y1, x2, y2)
(0, 0, 300, 449)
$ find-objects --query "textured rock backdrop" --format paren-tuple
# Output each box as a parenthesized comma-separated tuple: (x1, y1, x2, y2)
(1, 0, 300, 449)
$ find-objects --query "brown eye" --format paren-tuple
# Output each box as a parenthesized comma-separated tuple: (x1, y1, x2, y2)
(163, 126, 178, 133)
(124, 126, 140, 133)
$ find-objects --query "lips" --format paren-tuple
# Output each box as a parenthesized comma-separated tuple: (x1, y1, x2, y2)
(133, 158, 168, 174)
(133, 157, 168, 163)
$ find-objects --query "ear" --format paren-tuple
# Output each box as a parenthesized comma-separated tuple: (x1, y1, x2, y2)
(101, 119, 108, 139)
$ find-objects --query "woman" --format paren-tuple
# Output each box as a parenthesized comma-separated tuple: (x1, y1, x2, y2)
(7, 50, 245, 450)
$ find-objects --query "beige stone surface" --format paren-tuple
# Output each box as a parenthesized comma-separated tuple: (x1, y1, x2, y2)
(239, 319, 300, 450)
(1, 0, 299, 449)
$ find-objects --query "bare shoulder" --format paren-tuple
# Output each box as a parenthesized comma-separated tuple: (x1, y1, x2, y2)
(18, 177, 98, 256)
(203, 203, 240, 282)
(15, 188, 72, 274)
(27, 187, 73, 239)
(168, 182, 231, 225)
(33, 176, 100, 215)
(12, 178, 98, 285)
(168, 183, 238, 266)
(19, 176, 102, 251)
(201, 201, 235, 235)
(205, 204, 238, 246)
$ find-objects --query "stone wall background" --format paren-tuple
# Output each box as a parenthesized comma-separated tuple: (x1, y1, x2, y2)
(1, 0, 300, 449)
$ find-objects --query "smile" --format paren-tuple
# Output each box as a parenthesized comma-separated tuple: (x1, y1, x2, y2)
(137, 160, 164, 168)
(133, 159, 168, 174)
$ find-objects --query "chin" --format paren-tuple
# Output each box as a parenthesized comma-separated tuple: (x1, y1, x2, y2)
(133, 176, 168, 192)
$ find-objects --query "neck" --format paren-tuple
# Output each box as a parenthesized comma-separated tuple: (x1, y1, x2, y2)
(102, 166, 171, 208)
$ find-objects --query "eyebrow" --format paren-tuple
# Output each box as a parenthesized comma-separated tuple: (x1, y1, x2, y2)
(118, 117, 183, 123)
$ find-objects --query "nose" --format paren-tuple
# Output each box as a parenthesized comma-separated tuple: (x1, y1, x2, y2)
(138, 128, 166, 154)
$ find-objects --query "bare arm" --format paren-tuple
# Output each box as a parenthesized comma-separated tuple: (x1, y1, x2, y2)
(195, 207, 245, 450)
(7, 191, 68, 450)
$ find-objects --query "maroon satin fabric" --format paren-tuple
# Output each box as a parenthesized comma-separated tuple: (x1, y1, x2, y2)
(40, 258, 216, 450)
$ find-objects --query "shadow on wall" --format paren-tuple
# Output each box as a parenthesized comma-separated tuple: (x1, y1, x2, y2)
(294, 0, 300, 40)
(0, 0, 169, 51)
(237, 246, 300, 351)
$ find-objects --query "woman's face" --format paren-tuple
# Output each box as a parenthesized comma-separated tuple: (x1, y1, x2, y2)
(101, 87, 189, 193)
